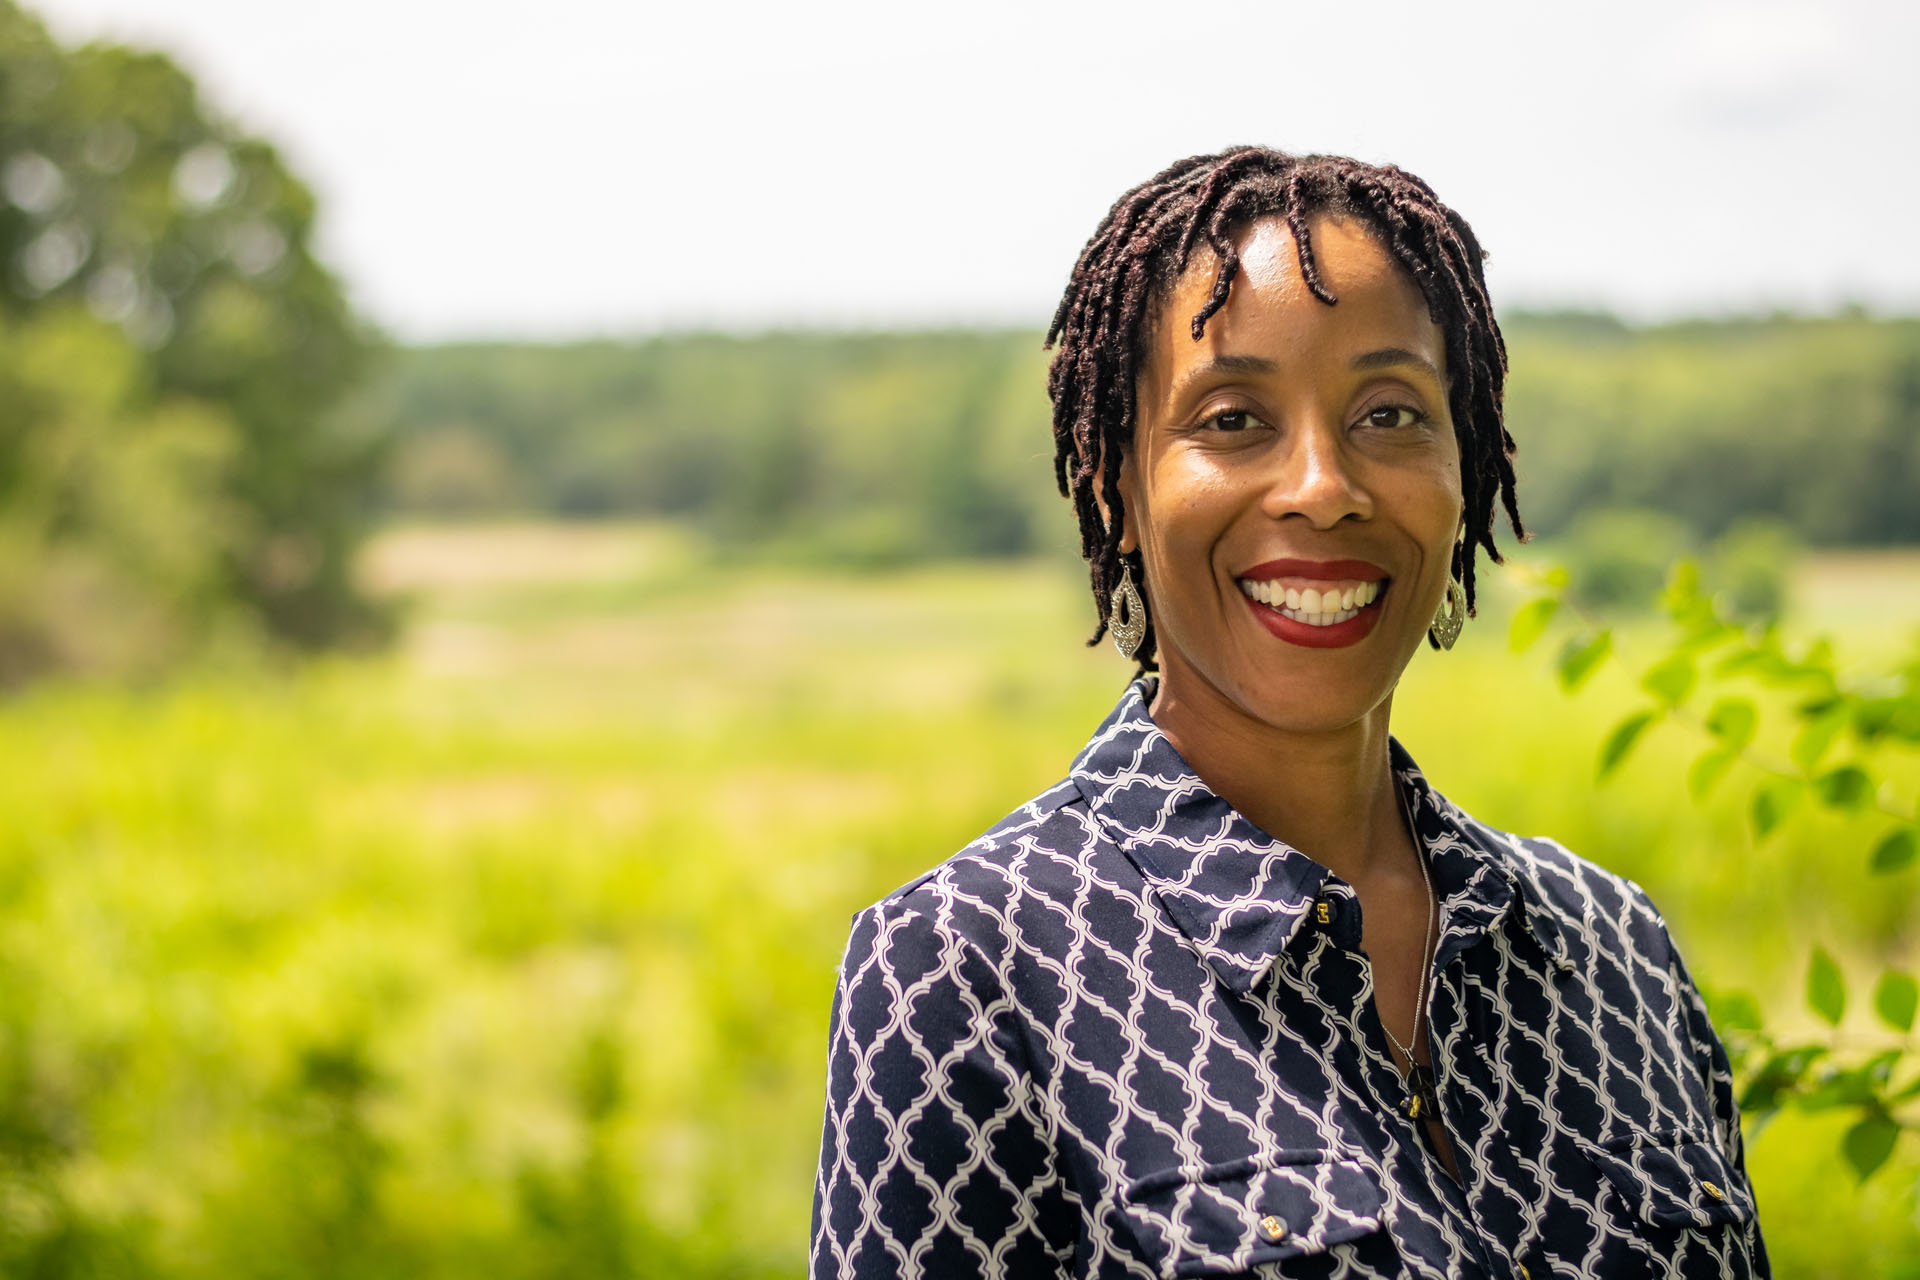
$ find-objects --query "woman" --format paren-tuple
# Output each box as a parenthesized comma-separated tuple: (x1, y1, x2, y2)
(810, 148, 1768, 1278)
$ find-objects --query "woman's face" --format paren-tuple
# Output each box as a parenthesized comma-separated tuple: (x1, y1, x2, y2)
(1119, 214, 1463, 737)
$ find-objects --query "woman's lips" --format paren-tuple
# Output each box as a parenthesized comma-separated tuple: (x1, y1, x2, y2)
(1235, 559, 1390, 649)
(1238, 558, 1388, 583)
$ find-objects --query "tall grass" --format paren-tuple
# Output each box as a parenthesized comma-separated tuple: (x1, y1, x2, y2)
(0, 524, 1913, 1276)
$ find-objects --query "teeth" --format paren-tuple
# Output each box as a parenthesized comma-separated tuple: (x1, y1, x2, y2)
(1237, 576, 1385, 626)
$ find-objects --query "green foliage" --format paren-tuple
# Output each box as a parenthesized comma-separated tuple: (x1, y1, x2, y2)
(1556, 629, 1613, 692)
(1845, 1117, 1901, 1182)
(1808, 946, 1847, 1026)
(1502, 312, 1920, 546)
(376, 333, 1067, 568)
(1874, 828, 1919, 874)
(1709, 519, 1800, 624)
(1556, 507, 1694, 612)
(1597, 710, 1655, 778)
(1876, 971, 1918, 1034)
(0, 0, 383, 679)
(1517, 546, 1920, 1193)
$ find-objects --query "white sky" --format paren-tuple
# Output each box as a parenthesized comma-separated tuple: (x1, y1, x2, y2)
(31, 0, 1920, 342)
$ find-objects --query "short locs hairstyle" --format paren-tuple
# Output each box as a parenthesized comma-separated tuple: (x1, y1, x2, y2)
(1044, 147, 1525, 670)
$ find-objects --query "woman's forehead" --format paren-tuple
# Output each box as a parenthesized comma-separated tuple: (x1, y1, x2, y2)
(1143, 215, 1446, 396)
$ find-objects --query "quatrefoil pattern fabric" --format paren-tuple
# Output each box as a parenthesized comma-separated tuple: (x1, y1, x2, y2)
(810, 679, 1769, 1278)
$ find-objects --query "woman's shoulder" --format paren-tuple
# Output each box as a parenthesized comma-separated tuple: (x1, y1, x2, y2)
(841, 774, 1112, 965)
(1443, 799, 1677, 965)
(865, 775, 1101, 912)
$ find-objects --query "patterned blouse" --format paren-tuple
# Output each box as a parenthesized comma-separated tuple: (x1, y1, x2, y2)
(811, 678, 1769, 1278)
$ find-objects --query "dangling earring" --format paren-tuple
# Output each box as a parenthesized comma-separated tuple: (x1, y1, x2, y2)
(1109, 561, 1147, 660)
(1428, 577, 1467, 651)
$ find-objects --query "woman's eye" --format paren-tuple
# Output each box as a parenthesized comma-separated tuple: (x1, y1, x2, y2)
(1362, 404, 1422, 430)
(1204, 410, 1261, 432)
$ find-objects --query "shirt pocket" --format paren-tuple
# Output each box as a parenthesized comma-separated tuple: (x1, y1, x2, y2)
(1576, 1129, 1756, 1231)
(1120, 1150, 1392, 1278)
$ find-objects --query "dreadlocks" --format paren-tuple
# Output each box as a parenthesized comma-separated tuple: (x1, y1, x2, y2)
(1044, 147, 1524, 670)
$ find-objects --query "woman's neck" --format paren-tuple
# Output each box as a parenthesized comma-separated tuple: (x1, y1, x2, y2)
(1145, 672, 1407, 891)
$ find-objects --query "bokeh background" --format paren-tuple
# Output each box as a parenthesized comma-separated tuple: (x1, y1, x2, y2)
(3, 0, 1918, 1273)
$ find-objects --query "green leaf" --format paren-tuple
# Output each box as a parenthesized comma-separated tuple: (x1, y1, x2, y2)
(1853, 693, 1920, 745)
(1640, 653, 1696, 707)
(1687, 747, 1737, 801)
(1738, 1044, 1828, 1112)
(1508, 597, 1559, 653)
(1598, 711, 1658, 779)
(1797, 637, 1836, 674)
(1800, 1064, 1882, 1112)
(1704, 697, 1757, 749)
(1715, 646, 1773, 679)
(1807, 945, 1846, 1026)
(1869, 827, 1917, 875)
(1815, 765, 1875, 811)
(1842, 1116, 1900, 1182)
(1791, 711, 1844, 772)
(1661, 559, 1703, 616)
(1750, 777, 1803, 839)
(1874, 970, 1918, 1033)
(1557, 631, 1613, 693)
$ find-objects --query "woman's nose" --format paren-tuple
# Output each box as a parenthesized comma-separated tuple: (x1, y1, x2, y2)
(1258, 418, 1373, 529)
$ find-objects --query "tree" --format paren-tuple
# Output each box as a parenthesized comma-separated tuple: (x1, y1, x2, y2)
(0, 0, 383, 677)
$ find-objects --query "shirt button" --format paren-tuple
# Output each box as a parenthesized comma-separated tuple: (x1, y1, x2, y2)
(1256, 1214, 1288, 1243)
(1702, 1180, 1726, 1201)
(1516, 1264, 1531, 1280)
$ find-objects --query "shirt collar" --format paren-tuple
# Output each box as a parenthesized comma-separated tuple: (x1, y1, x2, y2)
(1069, 677, 1576, 995)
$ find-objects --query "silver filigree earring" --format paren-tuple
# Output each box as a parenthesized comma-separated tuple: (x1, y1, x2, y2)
(1109, 562, 1147, 660)
(1428, 577, 1467, 651)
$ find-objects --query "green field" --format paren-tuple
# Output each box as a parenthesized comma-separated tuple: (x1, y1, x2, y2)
(2, 523, 1916, 1276)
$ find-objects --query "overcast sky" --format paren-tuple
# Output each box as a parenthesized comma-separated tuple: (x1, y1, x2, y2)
(30, 0, 1920, 342)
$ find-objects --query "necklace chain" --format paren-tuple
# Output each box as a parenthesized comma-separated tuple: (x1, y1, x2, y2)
(1383, 782, 1436, 1084)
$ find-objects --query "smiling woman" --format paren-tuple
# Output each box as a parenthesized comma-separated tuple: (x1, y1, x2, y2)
(810, 148, 1771, 1278)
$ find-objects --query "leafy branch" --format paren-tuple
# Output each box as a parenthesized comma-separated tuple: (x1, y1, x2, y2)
(1510, 559, 1920, 1180)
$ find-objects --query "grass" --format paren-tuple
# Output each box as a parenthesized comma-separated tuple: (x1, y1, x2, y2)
(0, 522, 1914, 1276)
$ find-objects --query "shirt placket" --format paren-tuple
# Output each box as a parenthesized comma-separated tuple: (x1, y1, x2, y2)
(1311, 878, 1512, 1280)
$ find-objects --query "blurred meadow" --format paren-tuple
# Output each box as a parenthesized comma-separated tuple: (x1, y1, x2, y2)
(4, 0, 1920, 1275)
(6, 529, 1920, 1277)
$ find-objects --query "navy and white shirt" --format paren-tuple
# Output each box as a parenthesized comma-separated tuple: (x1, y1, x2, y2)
(811, 678, 1768, 1278)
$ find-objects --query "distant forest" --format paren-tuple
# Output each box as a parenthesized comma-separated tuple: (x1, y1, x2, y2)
(375, 313, 1920, 565)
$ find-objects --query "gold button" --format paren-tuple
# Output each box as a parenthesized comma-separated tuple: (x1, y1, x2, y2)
(1517, 1265, 1531, 1280)
(1702, 1180, 1725, 1201)
(1256, 1214, 1287, 1243)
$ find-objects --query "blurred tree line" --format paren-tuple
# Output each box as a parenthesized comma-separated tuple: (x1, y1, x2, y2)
(376, 334, 1057, 566)
(381, 311, 1920, 568)
(0, 0, 380, 684)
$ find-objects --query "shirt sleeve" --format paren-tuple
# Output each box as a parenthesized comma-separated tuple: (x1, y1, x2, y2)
(810, 897, 1070, 1280)
(1634, 884, 1773, 1277)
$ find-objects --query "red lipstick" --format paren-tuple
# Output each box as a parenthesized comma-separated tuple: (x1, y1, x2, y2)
(1235, 558, 1390, 649)
(1238, 558, 1388, 582)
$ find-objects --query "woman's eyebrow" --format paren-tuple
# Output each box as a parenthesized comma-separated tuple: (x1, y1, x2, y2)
(1351, 347, 1443, 383)
(1167, 352, 1279, 400)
